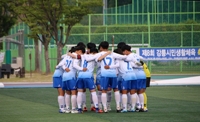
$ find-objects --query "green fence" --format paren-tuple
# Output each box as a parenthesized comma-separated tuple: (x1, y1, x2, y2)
(3, 2, 200, 73)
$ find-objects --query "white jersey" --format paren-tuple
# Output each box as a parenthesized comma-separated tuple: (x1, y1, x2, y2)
(62, 53, 77, 81)
(73, 54, 96, 78)
(126, 53, 143, 68)
(96, 62, 101, 78)
(126, 53, 146, 79)
(96, 51, 127, 77)
(118, 59, 137, 81)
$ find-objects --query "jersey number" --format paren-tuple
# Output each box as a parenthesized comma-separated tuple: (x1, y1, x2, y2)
(124, 61, 132, 70)
(65, 60, 72, 68)
(83, 60, 88, 68)
(103, 57, 112, 65)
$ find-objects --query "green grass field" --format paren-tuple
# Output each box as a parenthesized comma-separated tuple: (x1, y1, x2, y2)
(0, 86, 200, 122)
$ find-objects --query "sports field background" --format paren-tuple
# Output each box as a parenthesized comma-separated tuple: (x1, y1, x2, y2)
(0, 86, 200, 122)
(0, 74, 200, 122)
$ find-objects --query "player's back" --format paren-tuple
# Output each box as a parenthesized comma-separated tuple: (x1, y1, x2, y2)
(77, 54, 96, 78)
(62, 55, 77, 81)
(118, 59, 137, 81)
(98, 51, 117, 77)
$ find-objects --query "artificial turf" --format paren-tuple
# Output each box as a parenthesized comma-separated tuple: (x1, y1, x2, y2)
(0, 86, 200, 122)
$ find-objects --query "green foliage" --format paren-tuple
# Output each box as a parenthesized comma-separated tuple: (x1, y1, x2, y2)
(0, 0, 17, 49)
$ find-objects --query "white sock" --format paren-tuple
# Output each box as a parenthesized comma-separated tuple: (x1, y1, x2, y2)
(97, 91, 102, 109)
(127, 92, 131, 106)
(91, 92, 98, 108)
(120, 93, 123, 109)
(65, 93, 70, 109)
(138, 93, 144, 109)
(77, 92, 83, 109)
(58, 96, 65, 110)
(82, 92, 86, 108)
(101, 93, 107, 109)
(71, 95, 77, 110)
(107, 91, 112, 105)
(90, 93, 94, 107)
(122, 94, 127, 110)
(114, 91, 120, 109)
(131, 93, 137, 109)
(136, 94, 140, 109)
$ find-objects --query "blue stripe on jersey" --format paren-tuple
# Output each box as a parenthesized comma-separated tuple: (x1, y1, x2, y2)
(53, 67, 63, 77)
(133, 68, 146, 79)
(62, 71, 76, 81)
(101, 68, 117, 77)
(122, 71, 137, 81)
(78, 71, 93, 78)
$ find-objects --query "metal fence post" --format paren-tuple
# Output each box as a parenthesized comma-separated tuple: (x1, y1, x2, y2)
(88, 14, 91, 42)
(180, 31, 183, 72)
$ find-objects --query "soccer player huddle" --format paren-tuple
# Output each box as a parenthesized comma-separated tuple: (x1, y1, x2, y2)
(52, 41, 151, 114)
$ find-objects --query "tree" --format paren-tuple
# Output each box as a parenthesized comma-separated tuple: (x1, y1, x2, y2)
(0, 0, 17, 49)
(12, 0, 102, 74)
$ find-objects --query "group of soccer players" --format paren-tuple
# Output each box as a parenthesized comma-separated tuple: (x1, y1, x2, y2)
(52, 41, 151, 114)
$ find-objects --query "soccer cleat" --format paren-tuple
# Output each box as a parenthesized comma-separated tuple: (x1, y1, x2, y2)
(71, 109, 78, 114)
(78, 108, 83, 113)
(83, 107, 88, 112)
(139, 108, 145, 112)
(65, 108, 71, 113)
(116, 107, 121, 113)
(107, 104, 111, 111)
(121, 109, 128, 113)
(95, 108, 103, 113)
(127, 105, 132, 112)
(135, 107, 140, 112)
(59, 109, 66, 113)
(144, 107, 148, 112)
(129, 108, 136, 112)
(90, 106, 96, 111)
(104, 108, 108, 113)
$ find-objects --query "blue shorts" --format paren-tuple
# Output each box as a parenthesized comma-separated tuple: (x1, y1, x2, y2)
(137, 79, 146, 90)
(76, 78, 96, 90)
(96, 76, 101, 86)
(120, 79, 137, 90)
(117, 76, 122, 91)
(53, 76, 62, 88)
(130, 79, 138, 90)
(100, 77, 118, 90)
(62, 79, 77, 91)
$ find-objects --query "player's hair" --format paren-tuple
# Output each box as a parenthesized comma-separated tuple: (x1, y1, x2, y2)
(121, 45, 131, 52)
(117, 42, 126, 49)
(77, 42, 86, 48)
(113, 48, 123, 55)
(87, 42, 96, 49)
(75, 46, 85, 54)
(99, 41, 109, 49)
(69, 46, 76, 53)
(90, 48, 98, 53)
